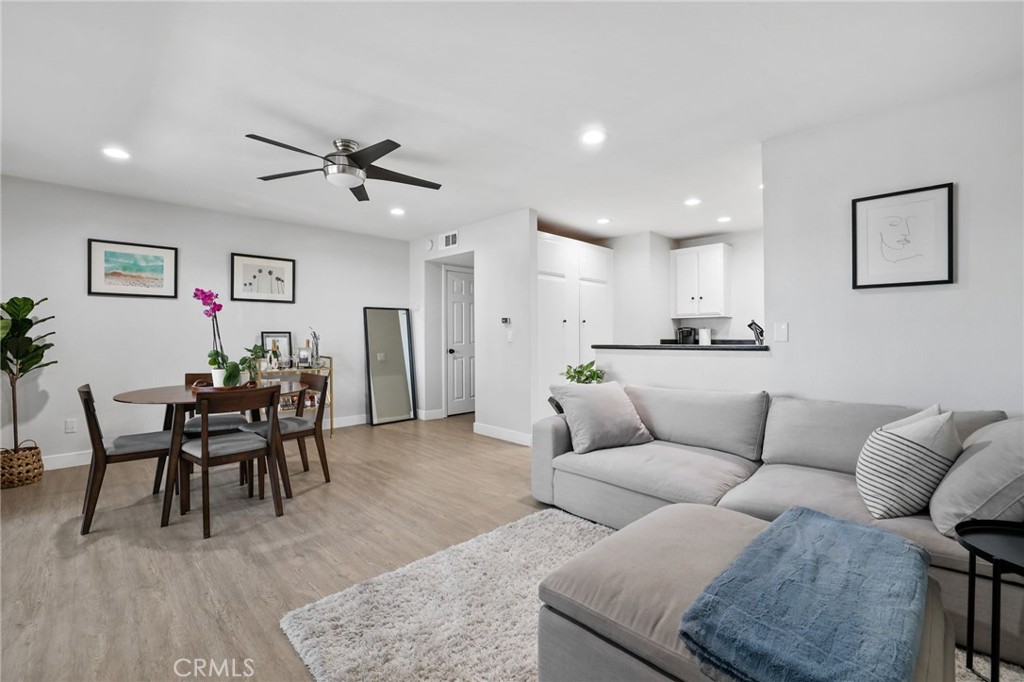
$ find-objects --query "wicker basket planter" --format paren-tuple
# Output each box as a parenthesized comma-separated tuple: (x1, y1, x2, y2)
(1, 441, 44, 488)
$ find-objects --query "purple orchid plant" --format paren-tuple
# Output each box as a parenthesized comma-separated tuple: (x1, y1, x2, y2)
(194, 288, 240, 385)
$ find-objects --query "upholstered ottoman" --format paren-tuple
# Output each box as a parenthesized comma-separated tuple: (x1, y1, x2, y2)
(538, 504, 954, 682)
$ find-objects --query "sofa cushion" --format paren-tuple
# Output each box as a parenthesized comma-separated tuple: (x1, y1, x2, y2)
(552, 440, 759, 506)
(762, 397, 1005, 475)
(856, 408, 962, 520)
(549, 382, 653, 454)
(624, 386, 769, 461)
(717, 463, 874, 524)
(930, 418, 1024, 537)
(539, 504, 769, 682)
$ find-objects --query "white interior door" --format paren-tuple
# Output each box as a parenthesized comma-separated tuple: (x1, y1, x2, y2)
(446, 268, 475, 415)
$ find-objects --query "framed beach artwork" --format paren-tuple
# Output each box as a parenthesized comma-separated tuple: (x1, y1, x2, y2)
(231, 253, 296, 303)
(852, 183, 954, 289)
(88, 239, 178, 298)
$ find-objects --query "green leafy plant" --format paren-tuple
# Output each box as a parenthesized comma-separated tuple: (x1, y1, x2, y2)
(562, 360, 604, 384)
(1, 297, 57, 449)
(238, 344, 266, 375)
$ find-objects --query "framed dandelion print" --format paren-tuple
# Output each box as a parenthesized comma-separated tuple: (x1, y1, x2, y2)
(88, 239, 178, 298)
(231, 253, 296, 303)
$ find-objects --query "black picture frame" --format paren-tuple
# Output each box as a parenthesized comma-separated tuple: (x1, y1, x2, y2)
(231, 253, 296, 303)
(363, 307, 418, 426)
(87, 238, 178, 298)
(261, 331, 292, 362)
(852, 182, 954, 289)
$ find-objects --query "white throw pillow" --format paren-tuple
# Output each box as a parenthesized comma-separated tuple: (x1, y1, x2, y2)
(856, 405, 963, 520)
(549, 382, 653, 454)
(930, 418, 1024, 536)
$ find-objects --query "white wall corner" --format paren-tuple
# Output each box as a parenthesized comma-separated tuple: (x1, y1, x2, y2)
(473, 422, 532, 447)
(417, 408, 447, 420)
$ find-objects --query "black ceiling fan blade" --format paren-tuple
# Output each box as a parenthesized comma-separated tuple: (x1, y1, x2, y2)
(258, 168, 323, 181)
(347, 139, 401, 169)
(350, 184, 370, 202)
(246, 134, 328, 161)
(365, 165, 441, 190)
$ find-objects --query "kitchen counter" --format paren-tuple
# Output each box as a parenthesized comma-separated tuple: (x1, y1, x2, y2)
(592, 340, 769, 352)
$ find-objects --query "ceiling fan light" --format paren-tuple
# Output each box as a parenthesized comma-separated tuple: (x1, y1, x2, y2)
(324, 164, 366, 189)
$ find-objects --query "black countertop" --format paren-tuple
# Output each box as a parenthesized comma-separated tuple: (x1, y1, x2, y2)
(593, 339, 770, 352)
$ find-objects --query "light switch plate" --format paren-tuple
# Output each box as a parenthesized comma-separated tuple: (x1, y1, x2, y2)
(773, 322, 789, 342)
(507, 329, 515, 343)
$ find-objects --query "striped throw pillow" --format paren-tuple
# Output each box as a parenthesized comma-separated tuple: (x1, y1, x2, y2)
(856, 408, 963, 520)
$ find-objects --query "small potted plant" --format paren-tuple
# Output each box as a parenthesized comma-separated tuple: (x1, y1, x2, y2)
(562, 360, 605, 384)
(194, 288, 240, 387)
(1, 296, 57, 488)
(239, 344, 267, 382)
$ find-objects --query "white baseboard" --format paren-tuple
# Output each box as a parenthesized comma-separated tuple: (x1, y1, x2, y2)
(331, 414, 367, 428)
(473, 422, 532, 447)
(42, 449, 91, 470)
(417, 409, 447, 420)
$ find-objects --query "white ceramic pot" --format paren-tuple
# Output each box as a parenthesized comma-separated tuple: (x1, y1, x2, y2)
(211, 368, 227, 387)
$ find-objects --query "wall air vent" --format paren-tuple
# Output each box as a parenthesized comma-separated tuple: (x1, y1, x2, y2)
(439, 231, 459, 250)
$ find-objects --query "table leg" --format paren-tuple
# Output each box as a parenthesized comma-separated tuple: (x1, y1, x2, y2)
(151, 405, 175, 495)
(992, 561, 1001, 682)
(967, 553, 976, 670)
(161, 405, 185, 527)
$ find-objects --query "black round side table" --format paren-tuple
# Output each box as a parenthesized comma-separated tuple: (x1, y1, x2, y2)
(955, 519, 1024, 682)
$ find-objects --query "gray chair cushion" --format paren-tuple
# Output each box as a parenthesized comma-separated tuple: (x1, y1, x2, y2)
(183, 413, 248, 435)
(104, 430, 173, 456)
(625, 386, 770, 461)
(548, 382, 652, 454)
(762, 397, 1005, 475)
(930, 418, 1024, 536)
(552, 440, 759, 506)
(717, 463, 875, 524)
(240, 416, 314, 437)
(181, 432, 267, 458)
(539, 504, 769, 682)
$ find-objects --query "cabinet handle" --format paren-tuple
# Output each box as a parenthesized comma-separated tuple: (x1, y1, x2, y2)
(691, 297, 695, 300)
(699, 296, 703, 300)
(562, 319, 567, 323)
(582, 320, 587, 324)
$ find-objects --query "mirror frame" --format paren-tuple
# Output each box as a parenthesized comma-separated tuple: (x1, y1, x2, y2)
(363, 306, 418, 426)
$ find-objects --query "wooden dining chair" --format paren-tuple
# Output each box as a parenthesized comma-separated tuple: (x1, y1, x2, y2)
(242, 372, 331, 483)
(177, 385, 284, 539)
(78, 384, 174, 535)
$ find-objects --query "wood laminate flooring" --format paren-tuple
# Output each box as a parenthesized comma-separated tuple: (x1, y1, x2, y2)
(1, 414, 544, 681)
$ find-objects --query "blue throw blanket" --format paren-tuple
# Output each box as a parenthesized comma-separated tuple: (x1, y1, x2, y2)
(679, 507, 929, 682)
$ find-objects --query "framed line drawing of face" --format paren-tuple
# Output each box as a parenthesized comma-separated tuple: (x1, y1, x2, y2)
(852, 183, 953, 289)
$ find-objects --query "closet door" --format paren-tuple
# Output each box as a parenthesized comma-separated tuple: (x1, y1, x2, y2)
(536, 236, 580, 419)
(578, 280, 612, 364)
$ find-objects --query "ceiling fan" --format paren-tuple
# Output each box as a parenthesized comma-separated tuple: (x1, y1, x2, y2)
(245, 134, 441, 202)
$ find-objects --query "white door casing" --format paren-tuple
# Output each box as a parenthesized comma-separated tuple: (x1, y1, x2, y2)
(446, 268, 475, 415)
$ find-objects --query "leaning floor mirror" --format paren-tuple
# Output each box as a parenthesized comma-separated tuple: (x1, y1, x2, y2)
(363, 307, 417, 425)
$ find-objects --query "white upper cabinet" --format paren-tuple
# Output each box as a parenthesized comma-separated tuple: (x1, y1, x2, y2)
(671, 243, 731, 318)
(579, 242, 612, 283)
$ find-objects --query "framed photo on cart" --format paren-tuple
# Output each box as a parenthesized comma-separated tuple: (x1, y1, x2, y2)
(88, 239, 178, 298)
(231, 253, 296, 303)
(261, 331, 292, 364)
(852, 183, 954, 289)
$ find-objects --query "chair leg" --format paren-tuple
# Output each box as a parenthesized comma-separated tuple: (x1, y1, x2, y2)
(152, 456, 166, 495)
(201, 467, 211, 539)
(81, 460, 107, 535)
(275, 431, 293, 499)
(179, 458, 190, 515)
(265, 450, 284, 517)
(297, 438, 310, 472)
(257, 457, 265, 500)
(313, 429, 330, 483)
(239, 461, 246, 487)
(82, 457, 97, 515)
(247, 460, 254, 499)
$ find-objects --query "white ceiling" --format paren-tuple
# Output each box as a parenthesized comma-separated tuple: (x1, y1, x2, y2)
(2, 3, 1021, 242)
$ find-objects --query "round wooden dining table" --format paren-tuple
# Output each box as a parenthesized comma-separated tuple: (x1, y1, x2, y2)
(114, 381, 307, 527)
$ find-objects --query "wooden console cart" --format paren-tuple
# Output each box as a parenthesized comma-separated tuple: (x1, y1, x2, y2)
(256, 355, 334, 437)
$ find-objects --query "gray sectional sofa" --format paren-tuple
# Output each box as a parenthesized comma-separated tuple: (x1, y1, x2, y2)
(531, 386, 1021, 675)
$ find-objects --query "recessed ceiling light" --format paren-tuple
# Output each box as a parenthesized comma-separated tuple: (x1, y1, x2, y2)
(580, 128, 607, 146)
(596, 218, 611, 225)
(390, 207, 405, 216)
(717, 216, 732, 223)
(102, 146, 131, 160)
(684, 198, 702, 206)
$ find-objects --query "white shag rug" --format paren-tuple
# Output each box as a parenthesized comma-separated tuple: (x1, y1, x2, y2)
(281, 509, 1024, 682)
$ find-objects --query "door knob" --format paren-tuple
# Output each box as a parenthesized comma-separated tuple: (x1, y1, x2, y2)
(448, 348, 455, 354)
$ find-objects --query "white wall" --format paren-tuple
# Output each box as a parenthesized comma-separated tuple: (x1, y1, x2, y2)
(599, 79, 1023, 414)
(673, 230, 765, 340)
(409, 208, 537, 444)
(0, 177, 410, 466)
(610, 231, 674, 344)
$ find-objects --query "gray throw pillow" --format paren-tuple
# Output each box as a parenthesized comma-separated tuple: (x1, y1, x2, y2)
(549, 382, 653, 454)
(930, 418, 1024, 537)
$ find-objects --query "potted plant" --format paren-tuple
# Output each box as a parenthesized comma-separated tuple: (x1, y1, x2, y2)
(1, 296, 57, 488)
(562, 360, 605, 384)
(193, 288, 240, 387)
(239, 344, 267, 381)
